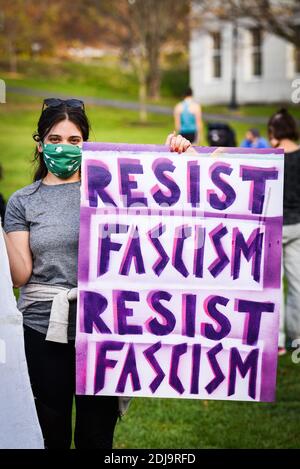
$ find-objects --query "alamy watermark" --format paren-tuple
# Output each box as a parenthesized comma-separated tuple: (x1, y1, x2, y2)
(0, 79, 6, 103)
(291, 339, 300, 364)
(0, 338, 6, 364)
(291, 78, 300, 104)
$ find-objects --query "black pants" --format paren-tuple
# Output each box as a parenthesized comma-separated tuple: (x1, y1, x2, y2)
(23, 325, 119, 449)
(180, 131, 197, 144)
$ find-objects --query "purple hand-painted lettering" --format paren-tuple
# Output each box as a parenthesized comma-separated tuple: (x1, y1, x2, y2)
(119, 226, 145, 276)
(202, 295, 231, 341)
(143, 342, 165, 393)
(147, 223, 170, 276)
(114, 290, 143, 335)
(119, 159, 148, 207)
(208, 163, 236, 210)
(205, 343, 225, 394)
(151, 159, 181, 206)
(169, 343, 187, 394)
(95, 341, 124, 394)
(87, 163, 116, 207)
(98, 223, 129, 276)
(81, 290, 111, 334)
(228, 347, 259, 399)
(190, 344, 201, 394)
(146, 291, 176, 336)
(237, 299, 275, 345)
(232, 227, 264, 282)
(172, 225, 192, 277)
(241, 166, 279, 214)
(116, 344, 141, 393)
(208, 224, 230, 277)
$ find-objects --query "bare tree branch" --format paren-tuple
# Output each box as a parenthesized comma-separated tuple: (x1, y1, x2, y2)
(193, 0, 300, 46)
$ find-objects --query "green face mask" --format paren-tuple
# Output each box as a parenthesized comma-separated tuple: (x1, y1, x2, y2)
(42, 143, 82, 179)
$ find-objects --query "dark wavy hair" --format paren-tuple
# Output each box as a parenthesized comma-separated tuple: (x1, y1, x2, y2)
(32, 104, 91, 181)
(268, 108, 299, 143)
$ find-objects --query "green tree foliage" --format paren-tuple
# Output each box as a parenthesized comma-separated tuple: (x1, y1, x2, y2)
(88, 0, 191, 100)
(193, 0, 300, 47)
(0, 0, 103, 71)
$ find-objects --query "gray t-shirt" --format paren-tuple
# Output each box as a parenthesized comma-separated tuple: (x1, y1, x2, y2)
(4, 179, 81, 339)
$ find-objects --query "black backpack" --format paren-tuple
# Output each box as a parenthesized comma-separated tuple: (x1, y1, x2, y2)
(207, 122, 237, 147)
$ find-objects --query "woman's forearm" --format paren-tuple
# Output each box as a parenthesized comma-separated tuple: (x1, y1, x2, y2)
(2, 229, 32, 287)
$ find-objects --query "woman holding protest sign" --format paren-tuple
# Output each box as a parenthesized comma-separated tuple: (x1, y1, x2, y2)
(2, 98, 192, 449)
(268, 108, 300, 355)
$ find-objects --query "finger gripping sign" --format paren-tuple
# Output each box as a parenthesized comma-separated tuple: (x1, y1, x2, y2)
(76, 143, 284, 402)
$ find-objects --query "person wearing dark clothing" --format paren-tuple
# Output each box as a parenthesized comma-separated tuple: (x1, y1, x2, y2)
(0, 193, 6, 226)
(268, 108, 300, 355)
(241, 128, 270, 149)
(174, 87, 203, 144)
(0, 165, 6, 226)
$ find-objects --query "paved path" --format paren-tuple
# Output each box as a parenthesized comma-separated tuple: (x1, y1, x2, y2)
(7, 85, 269, 125)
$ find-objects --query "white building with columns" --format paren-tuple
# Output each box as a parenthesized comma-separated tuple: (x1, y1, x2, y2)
(190, 16, 300, 105)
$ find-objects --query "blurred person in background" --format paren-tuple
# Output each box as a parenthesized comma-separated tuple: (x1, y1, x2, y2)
(0, 164, 6, 226)
(241, 128, 270, 149)
(174, 87, 203, 145)
(268, 108, 300, 355)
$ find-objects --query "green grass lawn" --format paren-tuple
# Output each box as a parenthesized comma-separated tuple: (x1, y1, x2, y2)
(114, 352, 299, 448)
(0, 90, 272, 200)
(1, 77, 300, 449)
(0, 57, 186, 107)
(1, 57, 300, 119)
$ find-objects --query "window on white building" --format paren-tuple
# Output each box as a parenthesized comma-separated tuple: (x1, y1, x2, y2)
(250, 28, 262, 77)
(295, 47, 300, 74)
(211, 32, 222, 78)
(294, 26, 300, 74)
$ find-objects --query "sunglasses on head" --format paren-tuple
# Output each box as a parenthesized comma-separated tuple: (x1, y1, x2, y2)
(42, 98, 85, 112)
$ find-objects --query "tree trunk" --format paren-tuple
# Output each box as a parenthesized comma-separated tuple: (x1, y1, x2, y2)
(8, 40, 17, 74)
(137, 62, 148, 123)
(148, 66, 161, 101)
(131, 47, 148, 123)
(146, 37, 161, 101)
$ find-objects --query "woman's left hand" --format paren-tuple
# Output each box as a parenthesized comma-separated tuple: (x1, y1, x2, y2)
(165, 131, 192, 154)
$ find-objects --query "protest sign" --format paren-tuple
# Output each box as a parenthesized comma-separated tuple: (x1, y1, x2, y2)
(76, 143, 284, 402)
(0, 228, 44, 448)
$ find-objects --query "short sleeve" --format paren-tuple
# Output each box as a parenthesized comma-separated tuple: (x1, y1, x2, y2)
(4, 193, 29, 233)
